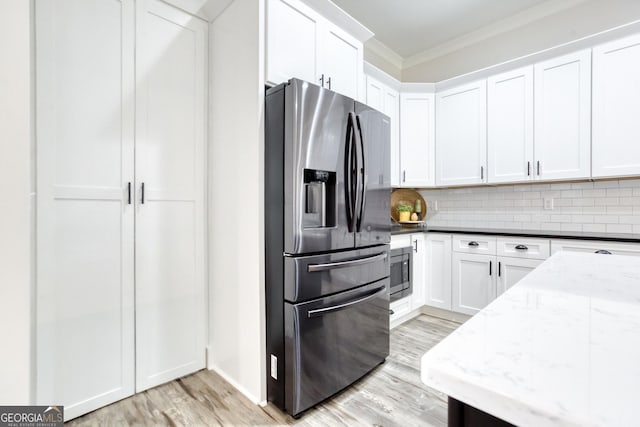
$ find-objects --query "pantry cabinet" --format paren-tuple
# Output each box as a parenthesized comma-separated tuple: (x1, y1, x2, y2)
(400, 92, 435, 187)
(592, 34, 640, 178)
(266, 0, 364, 100)
(534, 50, 591, 181)
(366, 76, 400, 186)
(36, 0, 207, 419)
(487, 66, 534, 183)
(436, 80, 487, 186)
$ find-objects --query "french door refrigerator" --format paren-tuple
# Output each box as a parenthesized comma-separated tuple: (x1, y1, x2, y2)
(265, 78, 391, 417)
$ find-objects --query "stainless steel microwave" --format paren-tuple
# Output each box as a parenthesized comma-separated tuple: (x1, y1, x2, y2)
(389, 246, 412, 302)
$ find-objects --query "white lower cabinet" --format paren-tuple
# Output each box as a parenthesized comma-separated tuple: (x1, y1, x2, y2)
(424, 234, 452, 310)
(497, 257, 543, 296)
(410, 233, 426, 310)
(452, 253, 496, 316)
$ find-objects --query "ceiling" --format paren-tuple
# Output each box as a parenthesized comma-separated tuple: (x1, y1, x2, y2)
(330, 0, 552, 59)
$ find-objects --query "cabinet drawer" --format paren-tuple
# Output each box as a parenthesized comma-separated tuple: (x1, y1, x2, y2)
(452, 235, 497, 255)
(497, 237, 550, 260)
(551, 239, 640, 257)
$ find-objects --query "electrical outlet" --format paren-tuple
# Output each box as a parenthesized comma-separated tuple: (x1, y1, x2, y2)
(270, 354, 278, 380)
(544, 198, 554, 210)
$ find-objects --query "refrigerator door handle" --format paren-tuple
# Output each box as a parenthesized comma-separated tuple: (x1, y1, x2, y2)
(307, 285, 387, 318)
(344, 112, 358, 233)
(355, 115, 366, 232)
(307, 252, 388, 272)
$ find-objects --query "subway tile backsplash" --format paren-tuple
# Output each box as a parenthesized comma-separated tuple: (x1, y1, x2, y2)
(419, 179, 640, 235)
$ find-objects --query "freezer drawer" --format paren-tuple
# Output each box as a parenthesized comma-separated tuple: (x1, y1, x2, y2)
(284, 279, 390, 416)
(284, 245, 390, 302)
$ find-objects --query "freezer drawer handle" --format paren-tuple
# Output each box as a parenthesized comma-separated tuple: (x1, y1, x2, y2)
(307, 252, 388, 272)
(307, 285, 387, 318)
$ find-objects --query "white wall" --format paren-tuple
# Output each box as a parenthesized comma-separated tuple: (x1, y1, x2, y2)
(0, 0, 34, 404)
(403, 0, 640, 82)
(208, 0, 266, 403)
(421, 179, 640, 234)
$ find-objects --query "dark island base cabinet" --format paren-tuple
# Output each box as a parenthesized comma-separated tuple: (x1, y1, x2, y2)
(448, 397, 515, 427)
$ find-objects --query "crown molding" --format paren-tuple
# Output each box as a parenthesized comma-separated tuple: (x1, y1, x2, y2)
(402, 0, 587, 69)
(301, 0, 374, 42)
(365, 38, 404, 70)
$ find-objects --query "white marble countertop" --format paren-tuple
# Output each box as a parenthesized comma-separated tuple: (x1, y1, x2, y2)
(421, 251, 640, 427)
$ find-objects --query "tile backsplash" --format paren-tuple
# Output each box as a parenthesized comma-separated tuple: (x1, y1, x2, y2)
(419, 179, 640, 234)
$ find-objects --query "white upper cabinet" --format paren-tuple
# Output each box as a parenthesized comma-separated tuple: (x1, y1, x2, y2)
(436, 80, 487, 186)
(319, 22, 362, 100)
(366, 75, 400, 186)
(266, 0, 319, 85)
(400, 92, 435, 187)
(266, 0, 364, 100)
(534, 50, 591, 181)
(487, 66, 534, 183)
(592, 34, 640, 178)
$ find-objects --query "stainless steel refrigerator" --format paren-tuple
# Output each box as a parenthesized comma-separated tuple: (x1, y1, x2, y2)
(265, 79, 391, 417)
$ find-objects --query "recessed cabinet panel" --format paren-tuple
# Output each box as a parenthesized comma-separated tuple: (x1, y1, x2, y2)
(534, 50, 591, 181)
(497, 257, 542, 296)
(400, 93, 435, 187)
(425, 234, 452, 310)
(593, 34, 640, 178)
(436, 80, 487, 186)
(266, 0, 318, 86)
(452, 252, 496, 316)
(487, 66, 534, 183)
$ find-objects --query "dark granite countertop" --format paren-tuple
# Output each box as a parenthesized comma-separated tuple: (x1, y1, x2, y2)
(391, 225, 640, 243)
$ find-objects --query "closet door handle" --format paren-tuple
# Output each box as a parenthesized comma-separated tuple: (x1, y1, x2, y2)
(141, 182, 145, 204)
(127, 182, 131, 205)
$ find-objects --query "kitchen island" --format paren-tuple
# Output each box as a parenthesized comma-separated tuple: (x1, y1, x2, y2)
(421, 251, 640, 427)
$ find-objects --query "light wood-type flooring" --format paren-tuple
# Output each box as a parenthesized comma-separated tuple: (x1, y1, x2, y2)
(68, 315, 459, 426)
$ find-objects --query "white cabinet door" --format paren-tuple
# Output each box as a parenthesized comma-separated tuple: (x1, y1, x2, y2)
(487, 66, 534, 183)
(320, 21, 363, 100)
(425, 234, 452, 310)
(593, 34, 640, 178)
(436, 80, 487, 186)
(135, 0, 207, 392)
(36, 0, 135, 419)
(497, 257, 542, 296)
(385, 88, 401, 187)
(266, 0, 319, 86)
(367, 76, 400, 187)
(400, 92, 435, 187)
(452, 253, 496, 316)
(534, 50, 591, 181)
(410, 234, 426, 310)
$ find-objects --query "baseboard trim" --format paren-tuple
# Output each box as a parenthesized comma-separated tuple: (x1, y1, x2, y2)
(390, 307, 422, 329)
(420, 305, 470, 323)
(207, 364, 262, 405)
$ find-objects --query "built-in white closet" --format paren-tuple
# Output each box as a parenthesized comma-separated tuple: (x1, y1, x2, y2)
(35, 0, 207, 420)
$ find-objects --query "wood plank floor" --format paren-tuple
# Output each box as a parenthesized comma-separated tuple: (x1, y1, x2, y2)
(68, 315, 459, 426)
